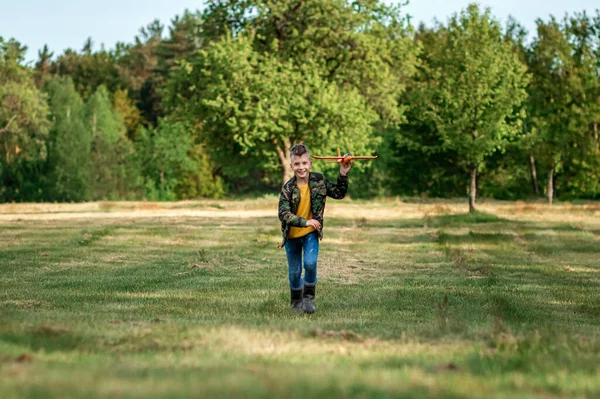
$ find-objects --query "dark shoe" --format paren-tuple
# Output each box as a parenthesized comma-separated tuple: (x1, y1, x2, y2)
(290, 289, 303, 312)
(302, 285, 316, 314)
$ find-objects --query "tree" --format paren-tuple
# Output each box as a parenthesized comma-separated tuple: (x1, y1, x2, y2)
(594, 11, 600, 146)
(201, 0, 252, 42)
(45, 77, 91, 201)
(0, 37, 50, 200)
(34, 44, 54, 88)
(0, 38, 50, 161)
(166, 0, 418, 184)
(527, 14, 600, 203)
(84, 85, 140, 199)
(418, 4, 528, 212)
(85, 85, 125, 143)
(501, 17, 543, 197)
(175, 142, 226, 199)
(136, 119, 197, 200)
(167, 34, 378, 182)
(560, 12, 600, 199)
(52, 42, 120, 100)
(393, 24, 466, 199)
(248, 0, 418, 123)
(155, 10, 204, 78)
(113, 89, 141, 140)
(115, 20, 164, 126)
(88, 132, 142, 200)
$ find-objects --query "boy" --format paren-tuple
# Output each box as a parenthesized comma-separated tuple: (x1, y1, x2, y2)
(278, 144, 351, 313)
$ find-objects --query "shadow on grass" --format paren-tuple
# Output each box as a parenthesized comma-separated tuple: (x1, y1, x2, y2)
(427, 211, 505, 227)
(328, 211, 507, 230)
(330, 212, 592, 235)
(438, 231, 516, 244)
(1, 328, 87, 353)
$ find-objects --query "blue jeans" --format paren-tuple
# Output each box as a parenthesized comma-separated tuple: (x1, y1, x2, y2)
(284, 232, 319, 290)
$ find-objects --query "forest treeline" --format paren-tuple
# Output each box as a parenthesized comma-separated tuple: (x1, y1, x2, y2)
(1, 1, 599, 209)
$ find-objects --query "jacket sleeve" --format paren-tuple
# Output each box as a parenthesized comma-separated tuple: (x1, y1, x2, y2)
(326, 173, 349, 199)
(278, 186, 308, 227)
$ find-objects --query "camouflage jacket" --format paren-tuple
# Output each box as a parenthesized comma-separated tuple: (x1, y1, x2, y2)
(278, 172, 348, 248)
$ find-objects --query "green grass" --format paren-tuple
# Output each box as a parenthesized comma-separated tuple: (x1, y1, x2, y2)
(1, 202, 600, 398)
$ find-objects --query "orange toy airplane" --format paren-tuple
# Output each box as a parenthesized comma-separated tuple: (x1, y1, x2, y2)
(311, 148, 378, 164)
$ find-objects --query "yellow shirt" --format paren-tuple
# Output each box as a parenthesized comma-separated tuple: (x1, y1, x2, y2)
(288, 183, 315, 239)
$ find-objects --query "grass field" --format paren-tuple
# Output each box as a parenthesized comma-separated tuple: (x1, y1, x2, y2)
(1, 197, 599, 398)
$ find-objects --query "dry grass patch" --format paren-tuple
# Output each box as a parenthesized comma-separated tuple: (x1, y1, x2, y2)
(3, 200, 600, 227)
(165, 325, 472, 360)
(318, 252, 380, 285)
(7, 300, 42, 309)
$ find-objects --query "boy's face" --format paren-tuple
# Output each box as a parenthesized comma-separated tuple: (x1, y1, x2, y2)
(290, 153, 312, 180)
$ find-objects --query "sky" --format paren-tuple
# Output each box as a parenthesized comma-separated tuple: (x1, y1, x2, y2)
(1, 0, 598, 64)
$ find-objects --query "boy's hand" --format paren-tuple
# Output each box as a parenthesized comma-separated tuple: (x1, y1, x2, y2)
(306, 219, 321, 230)
(339, 160, 352, 176)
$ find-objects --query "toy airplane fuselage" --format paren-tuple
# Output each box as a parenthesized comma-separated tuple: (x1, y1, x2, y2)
(311, 148, 378, 164)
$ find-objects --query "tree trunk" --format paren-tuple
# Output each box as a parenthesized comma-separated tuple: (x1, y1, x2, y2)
(275, 137, 293, 183)
(469, 167, 477, 213)
(547, 167, 554, 205)
(4, 141, 9, 164)
(594, 122, 598, 150)
(469, 127, 478, 213)
(529, 154, 539, 195)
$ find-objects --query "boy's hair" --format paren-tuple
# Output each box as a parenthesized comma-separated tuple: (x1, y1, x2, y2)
(290, 144, 310, 159)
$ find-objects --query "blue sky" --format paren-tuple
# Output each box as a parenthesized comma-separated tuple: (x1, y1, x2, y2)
(1, 0, 598, 64)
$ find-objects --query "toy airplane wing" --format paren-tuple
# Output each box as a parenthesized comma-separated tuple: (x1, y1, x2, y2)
(311, 148, 378, 163)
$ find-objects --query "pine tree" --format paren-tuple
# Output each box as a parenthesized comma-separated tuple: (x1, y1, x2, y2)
(34, 44, 54, 88)
(155, 10, 203, 77)
(85, 85, 139, 199)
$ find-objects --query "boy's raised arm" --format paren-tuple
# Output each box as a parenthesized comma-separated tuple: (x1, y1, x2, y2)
(326, 173, 349, 199)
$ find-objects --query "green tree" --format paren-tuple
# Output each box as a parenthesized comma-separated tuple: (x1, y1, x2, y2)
(248, 0, 418, 123)
(45, 77, 91, 201)
(501, 17, 543, 197)
(201, 0, 252, 42)
(176, 142, 226, 199)
(113, 89, 141, 140)
(594, 11, 600, 150)
(52, 41, 120, 100)
(88, 133, 142, 200)
(136, 119, 197, 200)
(34, 44, 54, 88)
(417, 4, 528, 212)
(394, 24, 466, 199)
(115, 20, 164, 126)
(560, 12, 600, 199)
(84, 85, 141, 199)
(0, 37, 50, 200)
(527, 14, 600, 203)
(85, 85, 125, 143)
(167, 0, 418, 184)
(155, 10, 204, 78)
(168, 34, 378, 183)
